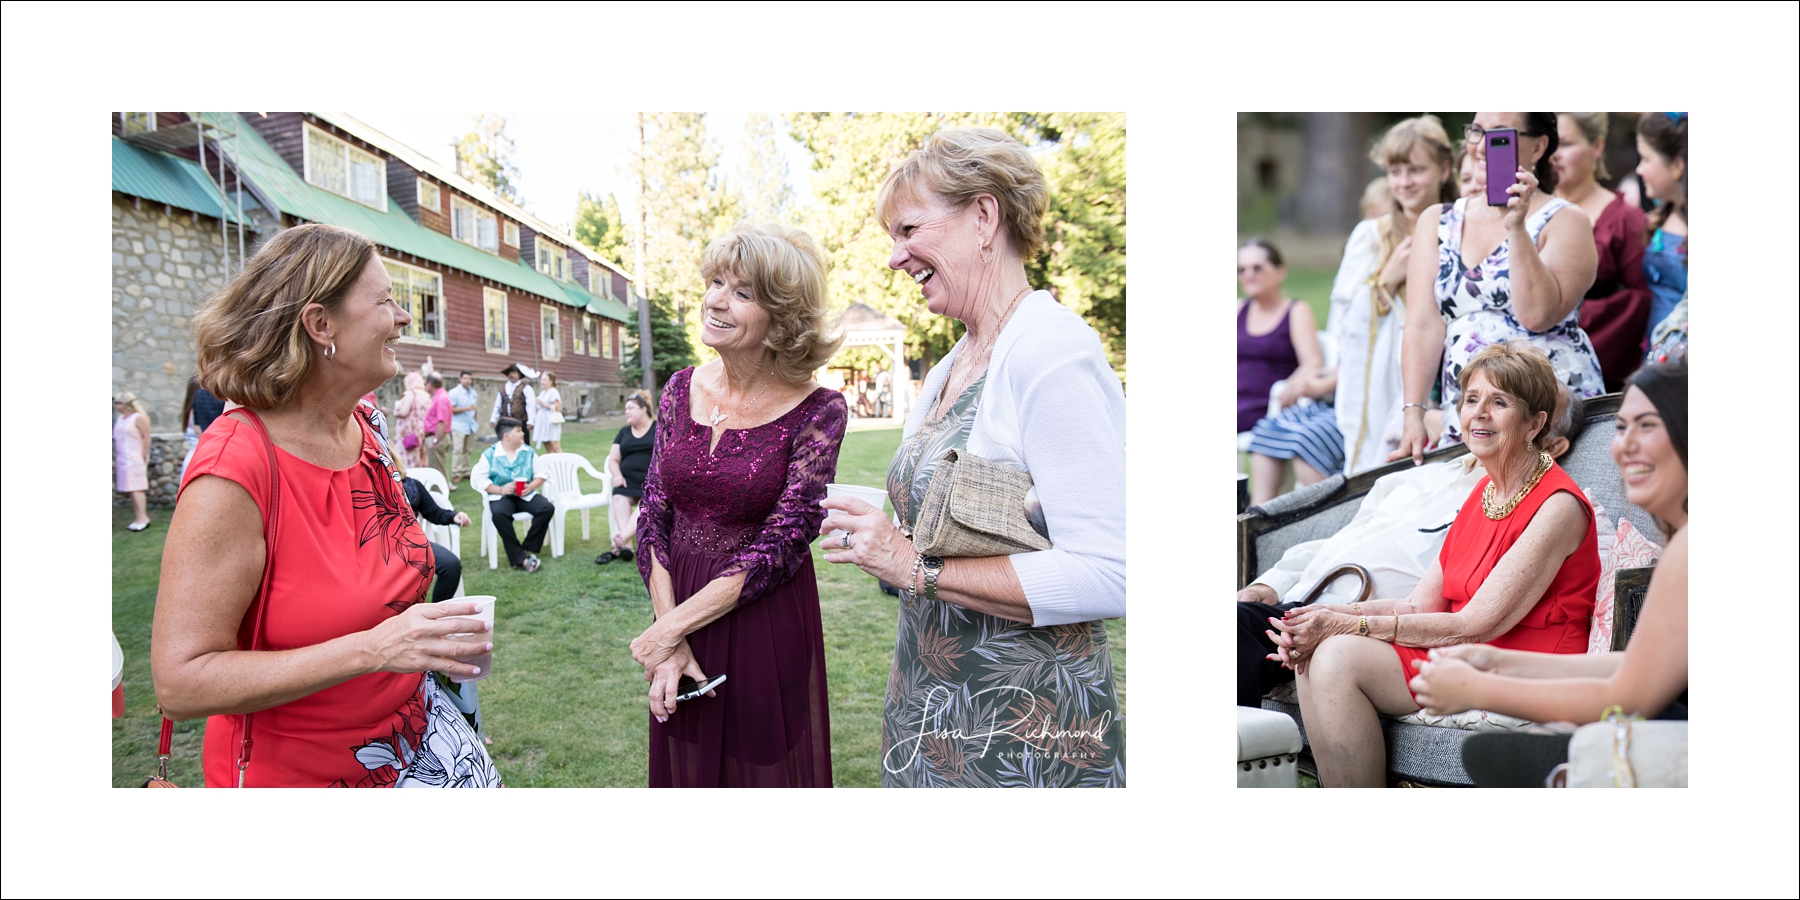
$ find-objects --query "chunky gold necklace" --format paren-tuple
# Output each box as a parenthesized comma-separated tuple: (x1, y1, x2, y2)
(1481, 451, 1554, 519)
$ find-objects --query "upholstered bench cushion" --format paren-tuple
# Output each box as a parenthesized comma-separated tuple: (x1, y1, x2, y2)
(1238, 706, 1303, 761)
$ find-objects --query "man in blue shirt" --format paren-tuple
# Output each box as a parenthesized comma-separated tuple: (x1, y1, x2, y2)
(448, 370, 480, 484)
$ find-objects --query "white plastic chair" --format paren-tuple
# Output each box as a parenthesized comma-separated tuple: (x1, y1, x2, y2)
(408, 466, 463, 596)
(469, 480, 551, 569)
(535, 452, 610, 558)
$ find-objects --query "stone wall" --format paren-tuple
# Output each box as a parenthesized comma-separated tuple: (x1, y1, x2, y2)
(113, 433, 189, 507)
(112, 196, 236, 429)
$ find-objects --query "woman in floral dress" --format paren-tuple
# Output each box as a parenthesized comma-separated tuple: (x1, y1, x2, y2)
(822, 128, 1126, 787)
(1395, 112, 1604, 463)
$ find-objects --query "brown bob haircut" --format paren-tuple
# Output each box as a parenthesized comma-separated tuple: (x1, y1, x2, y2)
(699, 222, 844, 384)
(191, 223, 378, 409)
(875, 126, 1050, 261)
(1458, 340, 1562, 442)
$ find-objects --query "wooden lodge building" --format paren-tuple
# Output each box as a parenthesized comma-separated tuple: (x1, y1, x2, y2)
(111, 111, 638, 433)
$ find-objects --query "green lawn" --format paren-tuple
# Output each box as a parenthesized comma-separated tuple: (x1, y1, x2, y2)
(112, 417, 1125, 787)
(1238, 264, 1336, 327)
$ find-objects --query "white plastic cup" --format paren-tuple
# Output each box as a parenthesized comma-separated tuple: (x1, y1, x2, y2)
(826, 483, 889, 515)
(825, 483, 890, 544)
(447, 595, 496, 684)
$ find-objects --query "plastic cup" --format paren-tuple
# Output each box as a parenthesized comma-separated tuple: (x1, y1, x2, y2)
(825, 483, 890, 544)
(447, 596, 496, 684)
(514, 479, 527, 496)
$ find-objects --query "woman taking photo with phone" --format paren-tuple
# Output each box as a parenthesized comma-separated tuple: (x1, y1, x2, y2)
(1393, 112, 1605, 463)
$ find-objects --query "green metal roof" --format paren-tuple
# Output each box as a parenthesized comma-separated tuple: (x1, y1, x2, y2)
(555, 278, 634, 324)
(111, 139, 244, 223)
(195, 112, 589, 309)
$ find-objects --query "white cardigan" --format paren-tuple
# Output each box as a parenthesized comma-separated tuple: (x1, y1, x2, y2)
(903, 291, 1126, 626)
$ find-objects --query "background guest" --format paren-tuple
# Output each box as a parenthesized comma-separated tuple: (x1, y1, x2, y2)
(1360, 176, 1392, 221)
(1456, 142, 1481, 199)
(393, 370, 431, 468)
(114, 391, 153, 532)
(489, 363, 535, 446)
(470, 417, 551, 573)
(1394, 112, 1604, 463)
(532, 371, 562, 454)
(447, 370, 478, 485)
(1636, 112, 1687, 345)
(1335, 115, 1457, 475)
(390, 453, 472, 604)
(1554, 112, 1652, 391)
(596, 389, 655, 566)
(1238, 238, 1332, 504)
(422, 372, 452, 475)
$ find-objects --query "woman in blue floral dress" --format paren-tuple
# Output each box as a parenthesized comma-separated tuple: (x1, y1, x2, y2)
(1395, 112, 1605, 461)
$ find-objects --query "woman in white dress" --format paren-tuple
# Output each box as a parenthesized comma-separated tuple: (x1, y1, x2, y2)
(1332, 116, 1457, 474)
(533, 371, 562, 453)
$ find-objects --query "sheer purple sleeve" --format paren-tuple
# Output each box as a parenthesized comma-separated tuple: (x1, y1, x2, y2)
(720, 391, 847, 608)
(634, 378, 681, 584)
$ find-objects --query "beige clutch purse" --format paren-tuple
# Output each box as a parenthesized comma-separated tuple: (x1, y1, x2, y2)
(911, 450, 1052, 557)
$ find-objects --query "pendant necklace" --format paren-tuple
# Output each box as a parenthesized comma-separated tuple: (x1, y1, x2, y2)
(709, 370, 775, 428)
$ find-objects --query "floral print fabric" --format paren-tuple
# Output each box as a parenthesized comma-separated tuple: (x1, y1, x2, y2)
(1434, 197, 1606, 445)
(881, 375, 1125, 787)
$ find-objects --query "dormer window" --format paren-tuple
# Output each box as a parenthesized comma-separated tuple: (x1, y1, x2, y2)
(303, 122, 386, 210)
(452, 196, 499, 253)
(503, 221, 520, 248)
(417, 179, 441, 213)
(589, 268, 611, 297)
(122, 112, 156, 134)
(536, 238, 568, 281)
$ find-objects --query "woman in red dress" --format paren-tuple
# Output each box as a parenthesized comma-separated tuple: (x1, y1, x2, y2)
(152, 224, 500, 787)
(1268, 341, 1599, 787)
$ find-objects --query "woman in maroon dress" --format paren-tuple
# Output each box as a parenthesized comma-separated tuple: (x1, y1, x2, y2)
(628, 223, 847, 787)
(1554, 112, 1652, 391)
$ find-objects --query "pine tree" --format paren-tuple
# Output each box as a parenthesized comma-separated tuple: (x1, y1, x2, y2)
(739, 113, 793, 225)
(454, 112, 522, 203)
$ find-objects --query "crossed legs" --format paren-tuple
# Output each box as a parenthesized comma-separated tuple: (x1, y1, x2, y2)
(609, 496, 641, 554)
(1295, 634, 1420, 787)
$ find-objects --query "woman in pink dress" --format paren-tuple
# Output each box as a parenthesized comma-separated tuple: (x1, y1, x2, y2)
(114, 391, 153, 532)
(628, 222, 846, 788)
(392, 371, 431, 468)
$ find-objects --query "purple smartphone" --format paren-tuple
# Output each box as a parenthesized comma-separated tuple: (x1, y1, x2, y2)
(1484, 127, 1520, 207)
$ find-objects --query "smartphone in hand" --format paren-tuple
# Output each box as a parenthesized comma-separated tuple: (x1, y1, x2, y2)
(675, 673, 727, 703)
(1484, 127, 1520, 208)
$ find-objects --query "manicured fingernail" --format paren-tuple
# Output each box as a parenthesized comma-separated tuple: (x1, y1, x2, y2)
(471, 667, 481, 675)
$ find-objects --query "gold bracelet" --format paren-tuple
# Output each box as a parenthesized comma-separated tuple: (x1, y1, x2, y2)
(907, 553, 926, 604)
(1392, 613, 1401, 643)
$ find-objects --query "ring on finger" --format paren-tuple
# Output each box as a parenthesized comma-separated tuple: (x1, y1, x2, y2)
(842, 531, 853, 550)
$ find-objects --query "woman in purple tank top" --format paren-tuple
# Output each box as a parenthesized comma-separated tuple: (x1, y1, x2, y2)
(1237, 239, 1320, 434)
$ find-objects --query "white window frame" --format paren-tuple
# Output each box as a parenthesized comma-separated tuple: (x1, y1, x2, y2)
(571, 314, 588, 356)
(381, 257, 445, 346)
(122, 112, 156, 134)
(585, 316, 600, 357)
(589, 267, 609, 297)
(302, 121, 386, 210)
(540, 304, 562, 360)
(452, 196, 500, 254)
(417, 178, 441, 213)
(535, 237, 568, 282)
(503, 221, 520, 248)
(483, 287, 510, 354)
(603, 322, 615, 359)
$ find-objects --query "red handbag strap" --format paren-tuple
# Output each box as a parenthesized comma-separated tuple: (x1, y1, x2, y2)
(158, 406, 282, 787)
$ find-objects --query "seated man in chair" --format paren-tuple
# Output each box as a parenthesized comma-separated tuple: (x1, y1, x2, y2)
(1237, 385, 1586, 708)
(471, 417, 554, 573)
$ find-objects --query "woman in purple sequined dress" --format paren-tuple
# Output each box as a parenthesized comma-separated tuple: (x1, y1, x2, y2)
(628, 223, 847, 788)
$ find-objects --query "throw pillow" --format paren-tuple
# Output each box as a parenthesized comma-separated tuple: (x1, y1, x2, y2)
(1589, 518, 1662, 654)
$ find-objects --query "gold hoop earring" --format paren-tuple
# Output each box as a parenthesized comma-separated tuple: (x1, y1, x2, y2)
(325, 341, 336, 361)
(978, 241, 994, 265)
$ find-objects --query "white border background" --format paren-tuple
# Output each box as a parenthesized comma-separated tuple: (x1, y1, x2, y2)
(3, 3, 1795, 896)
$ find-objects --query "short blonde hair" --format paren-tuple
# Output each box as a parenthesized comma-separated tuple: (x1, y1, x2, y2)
(700, 222, 843, 384)
(192, 224, 377, 409)
(1559, 112, 1610, 180)
(1459, 340, 1561, 439)
(113, 391, 148, 419)
(875, 126, 1049, 260)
